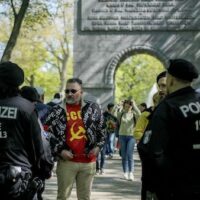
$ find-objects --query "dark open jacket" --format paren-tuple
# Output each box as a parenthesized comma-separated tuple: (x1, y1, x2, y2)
(61, 98, 107, 153)
(0, 96, 44, 175)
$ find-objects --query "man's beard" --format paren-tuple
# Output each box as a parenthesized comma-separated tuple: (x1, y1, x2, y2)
(66, 96, 81, 104)
(159, 91, 166, 98)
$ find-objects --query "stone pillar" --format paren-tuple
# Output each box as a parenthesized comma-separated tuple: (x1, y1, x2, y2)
(74, 0, 200, 107)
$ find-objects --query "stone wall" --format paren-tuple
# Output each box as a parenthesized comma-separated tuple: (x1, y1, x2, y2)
(74, 0, 200, 107)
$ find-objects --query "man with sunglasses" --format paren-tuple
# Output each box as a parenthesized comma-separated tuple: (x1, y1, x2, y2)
(56, 78, 106, 200)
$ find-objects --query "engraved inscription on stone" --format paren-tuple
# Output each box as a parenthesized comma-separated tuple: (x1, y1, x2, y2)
(81, 0, 200, 31)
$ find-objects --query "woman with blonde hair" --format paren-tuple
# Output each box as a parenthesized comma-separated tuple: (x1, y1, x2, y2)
(134, 92, 162, 141)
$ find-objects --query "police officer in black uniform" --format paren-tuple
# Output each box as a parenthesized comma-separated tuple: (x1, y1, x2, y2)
(139, 59, 200, 200)
(0, 62, 45, 199)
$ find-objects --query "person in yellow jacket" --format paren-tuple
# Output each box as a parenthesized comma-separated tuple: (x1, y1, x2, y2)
(134, 92, 162, 141)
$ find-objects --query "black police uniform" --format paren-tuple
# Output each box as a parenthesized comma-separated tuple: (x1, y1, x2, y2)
(138, 86, 200, 200)
(0, 95, 44, 199)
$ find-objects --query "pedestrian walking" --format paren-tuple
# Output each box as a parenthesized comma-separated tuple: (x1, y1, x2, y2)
(117, 99, 141, 181)
(104, 103, 119, 159)
(96, 103, 118, 175)
(47, 93, 62, 107)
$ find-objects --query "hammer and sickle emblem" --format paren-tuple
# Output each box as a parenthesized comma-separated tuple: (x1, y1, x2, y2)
(70, 122, 86, 142)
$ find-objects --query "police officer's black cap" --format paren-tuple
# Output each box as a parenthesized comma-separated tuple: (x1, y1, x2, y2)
(168, 59, 199, 82)
(0, 61, 24, 87)
(20, 86, 40, 102)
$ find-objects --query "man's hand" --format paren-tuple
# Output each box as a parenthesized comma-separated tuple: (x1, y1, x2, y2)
(88, 146, 100, 157)
(60, 150, 74, 160)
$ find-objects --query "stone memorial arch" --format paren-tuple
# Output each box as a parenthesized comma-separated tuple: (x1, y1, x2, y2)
(73, 0, 200, 107)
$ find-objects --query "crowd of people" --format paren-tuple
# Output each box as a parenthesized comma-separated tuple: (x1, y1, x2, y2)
(0, 58, 200, 200)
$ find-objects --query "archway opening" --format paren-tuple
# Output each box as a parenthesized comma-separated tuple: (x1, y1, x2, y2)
(115, 53, 165, 107)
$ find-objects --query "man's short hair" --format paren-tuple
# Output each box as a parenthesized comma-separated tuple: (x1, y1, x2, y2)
(107, 103, 114, 110)
(54, 93, 61, 99)
(35, 87, 44, 97)
(67, 78, 82, 86)
(140, 102, 147, 109)
(156, 71, 167, 83)
(20, 86, 39, 102)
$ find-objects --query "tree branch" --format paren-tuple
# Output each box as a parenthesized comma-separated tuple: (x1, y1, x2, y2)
(10, 0, 17, 18)
(1, 0, 30, 62)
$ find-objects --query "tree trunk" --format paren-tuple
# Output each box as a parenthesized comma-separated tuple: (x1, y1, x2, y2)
(59, 55, 69, 92)
(1, 0, 30, 62)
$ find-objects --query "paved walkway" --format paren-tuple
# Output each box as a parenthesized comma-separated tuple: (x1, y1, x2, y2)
(43, 150, 142, 200)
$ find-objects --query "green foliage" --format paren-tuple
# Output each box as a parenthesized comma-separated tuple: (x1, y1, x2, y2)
(33, 69, 61, 102)
(12, 30, 49, 83)
(23, 1, 50, 30)
(0, 0, 73, 100)
(115, 54, 164, 104)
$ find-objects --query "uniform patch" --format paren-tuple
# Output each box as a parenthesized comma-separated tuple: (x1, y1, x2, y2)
(142, 130, 152, 144)
(0, 122, 7, 138)
(193, 144, 200, 149)
(0, 106, 17, 119)
(179, 101, 200, 118)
